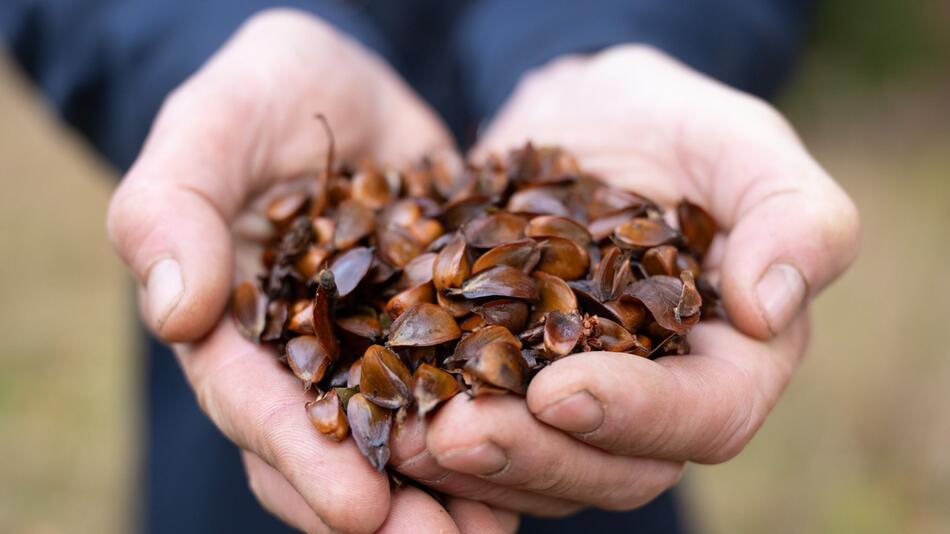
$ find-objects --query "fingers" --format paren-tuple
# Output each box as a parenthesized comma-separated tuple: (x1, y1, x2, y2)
(376, 487, 458, 534)
(175, 319, 390, 533)
(470, 45, 859, 339)
(105, 12, 348, 342)
(108, 8, 456, 342)
(242, 450, 328, 533)
(444, 499, 519, 534)
(717, 183, 859, 337)
(245, 449, 510, 534)
(420, 395, 683, 510)
(673, 103, 860, 338)
(379, 488, 515, 534)
(391, 417, 585, 517)
(526, 315, 809, 463)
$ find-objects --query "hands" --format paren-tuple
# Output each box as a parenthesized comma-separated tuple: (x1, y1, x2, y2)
(108, 10, 860, 531)
(107, 9, 514, 533)
(395, 44, 859, 515)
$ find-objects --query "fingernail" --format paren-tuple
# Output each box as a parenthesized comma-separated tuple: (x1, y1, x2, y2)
(435, 442, 508, 476)
(535, 390, 604, 433)
(146, 258, 183, 331)
(756, 263, 806, 335)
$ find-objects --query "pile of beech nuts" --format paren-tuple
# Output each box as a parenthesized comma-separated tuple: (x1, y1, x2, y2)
(232, 120, 720, 471)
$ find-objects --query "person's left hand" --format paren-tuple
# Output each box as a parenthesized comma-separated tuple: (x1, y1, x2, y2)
(390, 45, 859, 516)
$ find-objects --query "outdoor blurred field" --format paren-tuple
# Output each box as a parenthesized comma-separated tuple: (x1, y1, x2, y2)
(1, 2, 948, 533)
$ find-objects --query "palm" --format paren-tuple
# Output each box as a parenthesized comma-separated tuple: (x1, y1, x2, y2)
(402, 45, 857, 493)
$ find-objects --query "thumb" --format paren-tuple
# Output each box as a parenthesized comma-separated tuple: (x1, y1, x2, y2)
(107, 10, 457, 343)
(687, 101, 861, 339)
(719, 170, 860, 338)
(106, 85, 254, 342)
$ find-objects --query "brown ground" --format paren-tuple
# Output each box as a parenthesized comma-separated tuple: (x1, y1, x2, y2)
(1, 16, 948, 533)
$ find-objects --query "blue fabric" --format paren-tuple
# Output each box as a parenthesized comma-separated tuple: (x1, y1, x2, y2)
(454, 0, 812, 122)
(0, 0, 391, 169)
(2, 1, 812, 532)
(1, 0, 812, 150)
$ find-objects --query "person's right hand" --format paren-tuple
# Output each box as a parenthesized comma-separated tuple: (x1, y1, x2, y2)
(107, 9, 519, 533)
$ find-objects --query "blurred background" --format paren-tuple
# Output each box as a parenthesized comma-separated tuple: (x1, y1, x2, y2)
(1, 1, 948, 532)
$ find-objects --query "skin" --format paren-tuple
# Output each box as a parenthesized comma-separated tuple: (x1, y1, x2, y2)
(107, 9, 860, 533)
(108, 10, 510, 533)
(393, 45, 859, 512)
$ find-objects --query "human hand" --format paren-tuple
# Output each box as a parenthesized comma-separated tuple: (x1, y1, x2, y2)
(106, 9, 518, 533)
(391, 45, 859, 515)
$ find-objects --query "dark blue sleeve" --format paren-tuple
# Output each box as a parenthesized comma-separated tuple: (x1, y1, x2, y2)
(455, 0, 813, 121)
(0, 0, 390, 170)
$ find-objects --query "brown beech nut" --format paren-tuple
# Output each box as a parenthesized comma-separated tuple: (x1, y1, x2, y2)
(526, 215, 592, 247)
(677, 200, 717, 260)
(328, 247, 374, 298)
(306, 389, 349, 442)
(543, 310, 584, 359)
(448, 264, 539, 301)
(446, 325, 522, 367)
(285, 335, 333, 388)
(232, 133, 720, 471)
(266, 191, 308, 227)
(332, 199, 375, 250)
(432, 232, 470, 291)
(360, 345, 413, 410)
(413, 363, 461, 416)
(464, 341, 528, 395)
(471, 239, 540, 275)
(232, 281, 266, 342)
(462, 212, 528, 248)
(387, 303, 462, 347)
(614, 218, 679, 248)
(346, 393, 393, 472)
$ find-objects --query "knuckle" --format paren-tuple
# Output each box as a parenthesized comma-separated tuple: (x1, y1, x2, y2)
(240, 7, 329, 38)
(699, 399, 762, 464)
(740, 94, 793, 135)
(832, 189, 862, 253)
(237, 8, 351, 69)
(319, 485, 387, 534)
(519, 451, 578, 497)
(600, 43, 669, 68)
(806, 184, 861, 278)
(843, 197, 862, 243)
(106, 182, 156, 254)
